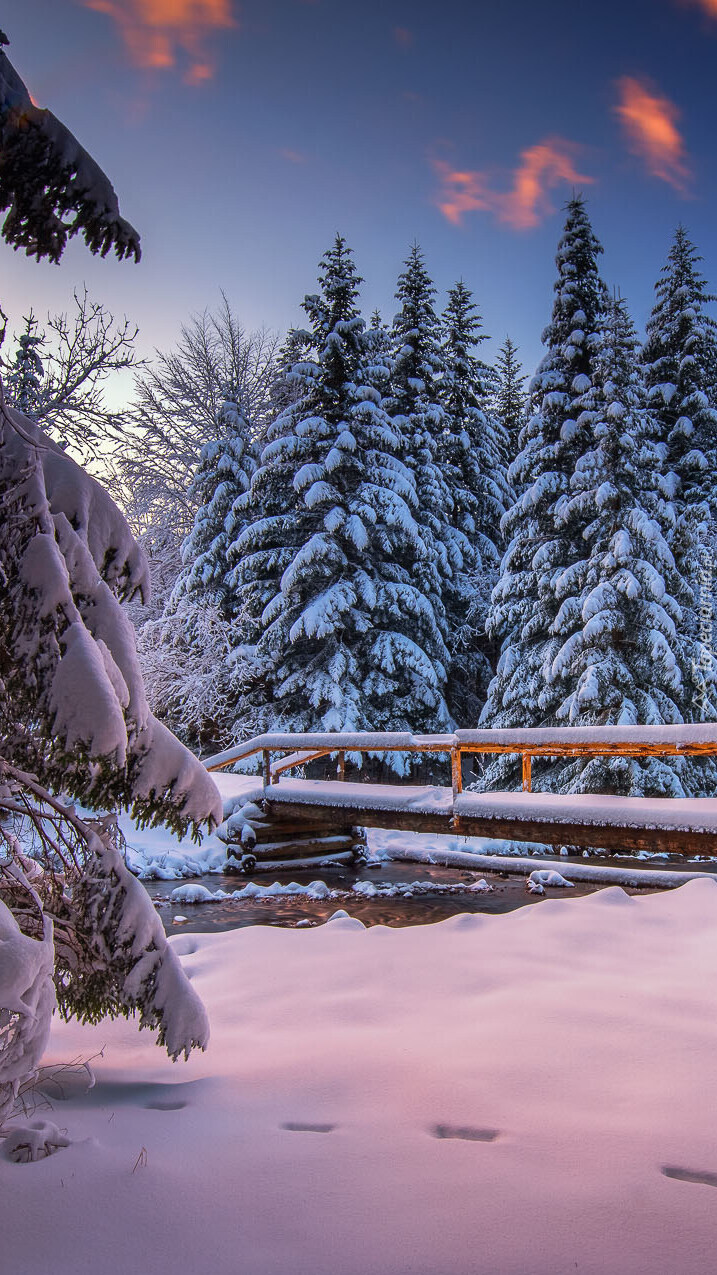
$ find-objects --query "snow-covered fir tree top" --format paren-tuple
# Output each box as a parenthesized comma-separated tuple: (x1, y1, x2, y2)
(485, 195, 609, 739)
(642, 225, 717, 513)
(493, 336, 527, 465)
(545, 296, 688, 784)
(228, 235, 452, 748)
(5, 312, 44, 418)
(441, 279, 511, 559)
(172, 393, 257, 619)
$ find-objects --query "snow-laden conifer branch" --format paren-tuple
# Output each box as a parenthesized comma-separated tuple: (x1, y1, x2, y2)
(0, 756, 209, 1126)
(0, 399, 221, 835)
(0, 38, 140, 263)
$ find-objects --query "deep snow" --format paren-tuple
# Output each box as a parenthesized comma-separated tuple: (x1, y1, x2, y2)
(2, 880, 717, 1273)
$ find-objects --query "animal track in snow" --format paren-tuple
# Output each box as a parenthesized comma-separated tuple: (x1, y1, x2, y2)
(281, 1122, 336, 1134)
(661, 1165, 717, 1188)
(431, 1124, 500, 1142)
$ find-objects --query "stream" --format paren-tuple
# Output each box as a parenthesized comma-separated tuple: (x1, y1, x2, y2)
(144, 849, 717, 935)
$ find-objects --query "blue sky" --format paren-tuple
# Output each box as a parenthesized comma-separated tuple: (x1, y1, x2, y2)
(3, 0, 717, 380)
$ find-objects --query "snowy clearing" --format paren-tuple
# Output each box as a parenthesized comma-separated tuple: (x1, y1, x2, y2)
(3, 880, 717, 1274)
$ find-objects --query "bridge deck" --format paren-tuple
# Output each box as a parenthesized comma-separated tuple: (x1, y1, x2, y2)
(214, 772, 717, 857)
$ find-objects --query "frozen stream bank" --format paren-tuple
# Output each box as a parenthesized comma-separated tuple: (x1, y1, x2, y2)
(125, 819, 717, 935)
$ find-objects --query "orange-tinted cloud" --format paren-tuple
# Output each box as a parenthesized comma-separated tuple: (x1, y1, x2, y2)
(615, 77, 691, 193)
(83, 0, 236, 84)
(432, 139, 593, 231)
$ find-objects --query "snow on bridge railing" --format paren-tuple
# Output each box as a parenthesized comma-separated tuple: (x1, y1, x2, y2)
(203, 724, 717, 797)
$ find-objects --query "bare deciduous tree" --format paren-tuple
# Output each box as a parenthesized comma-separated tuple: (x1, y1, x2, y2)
(115, 296, 279, 615)
(3, 287, 140, 468)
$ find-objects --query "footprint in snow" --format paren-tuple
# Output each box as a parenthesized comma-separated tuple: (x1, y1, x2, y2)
(144, 1099, 187, 1111)
(661, 1165, 717, 1188)
(431, 1124, 500, 1142)
(281, 1122, 336, 1134)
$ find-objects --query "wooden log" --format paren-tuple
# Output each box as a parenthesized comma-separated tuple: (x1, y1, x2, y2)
(243, 851, 355, 873)
(451, 747, 462, 800)
(451, 812, 717, 858)
(244, 835, 355, 859)
(337, 751, 346, 780)
(522, 754, 532, 793)
(251, 814, 355, 841)
(262, 749, 271, 787)
(271, 749, 332, 779)
(458, 742, 717, 758)
(263, 799, 453, 836)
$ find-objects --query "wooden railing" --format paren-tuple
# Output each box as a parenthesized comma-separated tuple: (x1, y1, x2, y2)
(204, 725, 717, 800)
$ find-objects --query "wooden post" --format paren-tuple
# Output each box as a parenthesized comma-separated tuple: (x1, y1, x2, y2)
(262, 749, 271, 788)
(451, 746, 463, 801)
(522, 753, 532, 793)
(337, 751, 346, 781)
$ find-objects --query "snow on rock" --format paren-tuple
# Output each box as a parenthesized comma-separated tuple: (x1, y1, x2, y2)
(351, 879, 492, 899)
(169, 884, 216, 904)
(529, 869, 574, 888)
(170, 880, 335, 904)
(167, 877, 494, 905)
(4, 881, 717, 1272)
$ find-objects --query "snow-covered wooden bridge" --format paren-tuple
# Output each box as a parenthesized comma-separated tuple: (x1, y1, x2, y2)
(205, 725, 717, 870)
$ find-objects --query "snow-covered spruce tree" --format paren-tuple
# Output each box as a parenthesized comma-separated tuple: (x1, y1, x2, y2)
(641, 228, 717, 739)
(528, 296, 689, 794)
(386, 245, 465, 710)
(270, 326, 312, 416)
(493, 336, 527, 471)
(172, 394, 257, 620)
(230, 236, 450, 748)
(5, 311, 44, 417)
(643, 227, 717, 521)
(440, 280, 512, 723)
(363, 310, 392, 389)
(479, 196, 609, 788)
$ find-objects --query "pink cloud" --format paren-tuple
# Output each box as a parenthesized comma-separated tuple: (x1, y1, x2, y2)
(615, 77, 691, 193)
(432, 139, 594, 231)
(81, 0, 237, 84)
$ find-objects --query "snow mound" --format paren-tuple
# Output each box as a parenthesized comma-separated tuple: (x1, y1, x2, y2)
(2, 1120, 71, 1165)
(529, 869, 574, 888)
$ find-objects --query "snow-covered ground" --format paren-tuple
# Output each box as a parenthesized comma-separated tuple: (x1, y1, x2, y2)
(3, 880, 717, 1273)
(120, 816, 228, 879)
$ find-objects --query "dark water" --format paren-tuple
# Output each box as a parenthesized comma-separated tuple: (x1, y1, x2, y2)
(144, 851, 716, 936)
